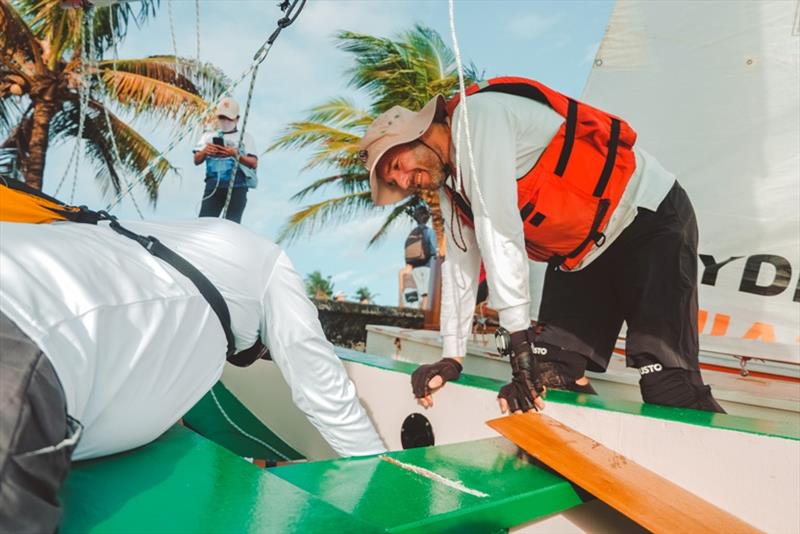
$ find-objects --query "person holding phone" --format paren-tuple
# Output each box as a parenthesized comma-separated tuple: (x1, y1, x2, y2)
(193, 97, 259, 223)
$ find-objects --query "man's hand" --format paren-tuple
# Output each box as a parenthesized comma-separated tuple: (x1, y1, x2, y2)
(204, 143, 238, 158)
(411, 357, 462, 409)
(218, 145, 239, 158)
(496, 327, 546, 414)
(498, 380, 546, 413)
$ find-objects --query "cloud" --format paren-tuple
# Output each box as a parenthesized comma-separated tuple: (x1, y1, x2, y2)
(506, 12, 560, 40)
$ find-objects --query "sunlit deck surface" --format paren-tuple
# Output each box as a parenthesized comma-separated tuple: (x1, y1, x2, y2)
(60, 426, 581, 533)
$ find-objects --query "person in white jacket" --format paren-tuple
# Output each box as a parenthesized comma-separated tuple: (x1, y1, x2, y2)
(0, 217, 385, 533)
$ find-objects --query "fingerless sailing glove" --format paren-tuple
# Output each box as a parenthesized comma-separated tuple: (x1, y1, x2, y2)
(411, 358, 463, 398)
(496, 327, 544, 411)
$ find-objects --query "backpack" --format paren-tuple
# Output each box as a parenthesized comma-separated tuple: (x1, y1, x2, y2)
(405, 226, 432, 267)
(0, 178, 267, 367)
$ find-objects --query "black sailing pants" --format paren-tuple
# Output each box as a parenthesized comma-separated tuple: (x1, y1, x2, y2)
(0, 312, 78, 533)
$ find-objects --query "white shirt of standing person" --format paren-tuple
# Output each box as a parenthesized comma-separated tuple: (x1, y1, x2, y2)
(0, 218, 386, 459)
(193, 129, 259, 188)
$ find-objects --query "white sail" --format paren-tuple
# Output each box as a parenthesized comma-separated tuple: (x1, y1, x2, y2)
(580, 0, 800, 363)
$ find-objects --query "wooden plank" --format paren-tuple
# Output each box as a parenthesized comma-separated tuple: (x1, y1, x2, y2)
(487, 413, 761, 534)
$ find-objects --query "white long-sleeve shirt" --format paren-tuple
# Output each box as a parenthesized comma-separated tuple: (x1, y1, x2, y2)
(0, 218, 385, 459)
(440, 92, 675, 358)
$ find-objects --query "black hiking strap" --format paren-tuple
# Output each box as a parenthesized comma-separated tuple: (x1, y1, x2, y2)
(101, 214, 269, 367)
(103, 215, 237, 359)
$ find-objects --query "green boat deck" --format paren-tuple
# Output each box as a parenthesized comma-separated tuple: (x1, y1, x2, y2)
(60, 425, 581, 533)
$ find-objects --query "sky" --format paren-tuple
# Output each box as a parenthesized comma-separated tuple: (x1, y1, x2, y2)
(40, 0, 615, 305)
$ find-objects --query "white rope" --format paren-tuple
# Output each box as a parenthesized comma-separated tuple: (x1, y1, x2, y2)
(209, 386, 290, 461)
(18, 424, 83, 458)
(447, 0, 479, 205)
(68, 9, 91, 203)
(54, 10, 90, 198)
(195, 0, 201, 63)
(446, 0, 481, 292)
(101, 4, 144, 218)
(167, 0, 180, 82)
(380, 456, 489, 497)
(52, 142, 79, 196)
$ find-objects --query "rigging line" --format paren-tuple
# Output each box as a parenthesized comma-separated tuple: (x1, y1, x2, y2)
(101, 3, 144, 218)
(448, 0, 492, 297)
(447, 0, 482, 215)
(221, 0, 307, 217)
(167, 0, 180, 82)
(105, 48, 266, 212)
(54, 9, 90, 198)
(70, 8, 93, 204)
(221, 64, 259, 217)
(195, 0, 201, 63)
(209, 386, 290, 461)
(106, 0, 307, 212)
(54, 8, 89, 201)
(52, 142, 79, 197)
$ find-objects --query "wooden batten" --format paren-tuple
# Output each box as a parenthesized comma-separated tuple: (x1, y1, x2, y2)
(487, 413, 762, 534)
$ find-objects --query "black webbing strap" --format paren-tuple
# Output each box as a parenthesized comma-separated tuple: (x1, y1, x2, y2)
(444, 184, 475, 222)
(103, 215, 236, 359)
(593, 118, 620, 197)
(555, 98, 578, 177)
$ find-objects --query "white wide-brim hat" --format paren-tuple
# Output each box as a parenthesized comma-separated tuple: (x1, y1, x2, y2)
(358, 95, 446, 206)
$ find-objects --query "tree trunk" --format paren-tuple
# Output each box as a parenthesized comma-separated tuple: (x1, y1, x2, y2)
(25, 98, 57, 190)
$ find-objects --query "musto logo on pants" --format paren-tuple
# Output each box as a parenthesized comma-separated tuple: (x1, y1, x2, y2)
(639, 363, 663, 375)
(532, 346, 549, 356)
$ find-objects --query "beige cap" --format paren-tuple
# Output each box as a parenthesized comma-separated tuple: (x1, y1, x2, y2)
(215, 97, 240, 120)
(358, 95, 445, 206)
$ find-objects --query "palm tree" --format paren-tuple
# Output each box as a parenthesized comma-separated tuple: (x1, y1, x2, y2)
(354, 286, 376, 305)
(0, 0, 228, 201)
(305, 270, 334, 301)
(268, 24, 481, 249)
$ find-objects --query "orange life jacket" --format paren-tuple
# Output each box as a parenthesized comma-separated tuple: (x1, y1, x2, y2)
(444, 76, 638, 270)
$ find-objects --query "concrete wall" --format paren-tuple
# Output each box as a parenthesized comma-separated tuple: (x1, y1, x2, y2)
(313, 299, 424, 350)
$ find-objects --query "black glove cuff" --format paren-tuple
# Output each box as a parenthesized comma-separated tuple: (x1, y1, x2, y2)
(441, 357, 463, 374)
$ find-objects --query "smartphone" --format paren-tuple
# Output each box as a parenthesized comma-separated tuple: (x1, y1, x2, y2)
(212, 136, 225, 146)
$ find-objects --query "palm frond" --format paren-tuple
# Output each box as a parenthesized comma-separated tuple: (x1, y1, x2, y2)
(267, 120, 362, 170)
(1, 105, 32, 180)
(89, 0, 159, 56)
(305, 97, 373, 129)
(0, 96, 27, 136)
(276, 192, 374, 245)
(366, 197, 419, 247)
(49, 97, 175, 203)
(99, 56, 229, 103)
(15, 0, 82, 68)
(273, 24, 481, 250)
(98, 58, 210, 126)
(337, 25, 482, 113)
(290, 170, 368, 201)
(14, 0, 159, 62)
(1, 1, 44, 73)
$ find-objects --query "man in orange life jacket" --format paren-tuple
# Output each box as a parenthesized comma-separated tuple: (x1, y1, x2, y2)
(358, 77, 724, 414)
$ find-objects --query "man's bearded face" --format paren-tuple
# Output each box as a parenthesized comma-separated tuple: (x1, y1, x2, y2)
(378, 141, 447, 193)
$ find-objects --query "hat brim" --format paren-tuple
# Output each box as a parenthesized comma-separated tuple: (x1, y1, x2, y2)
(368, 95, 445, 206)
